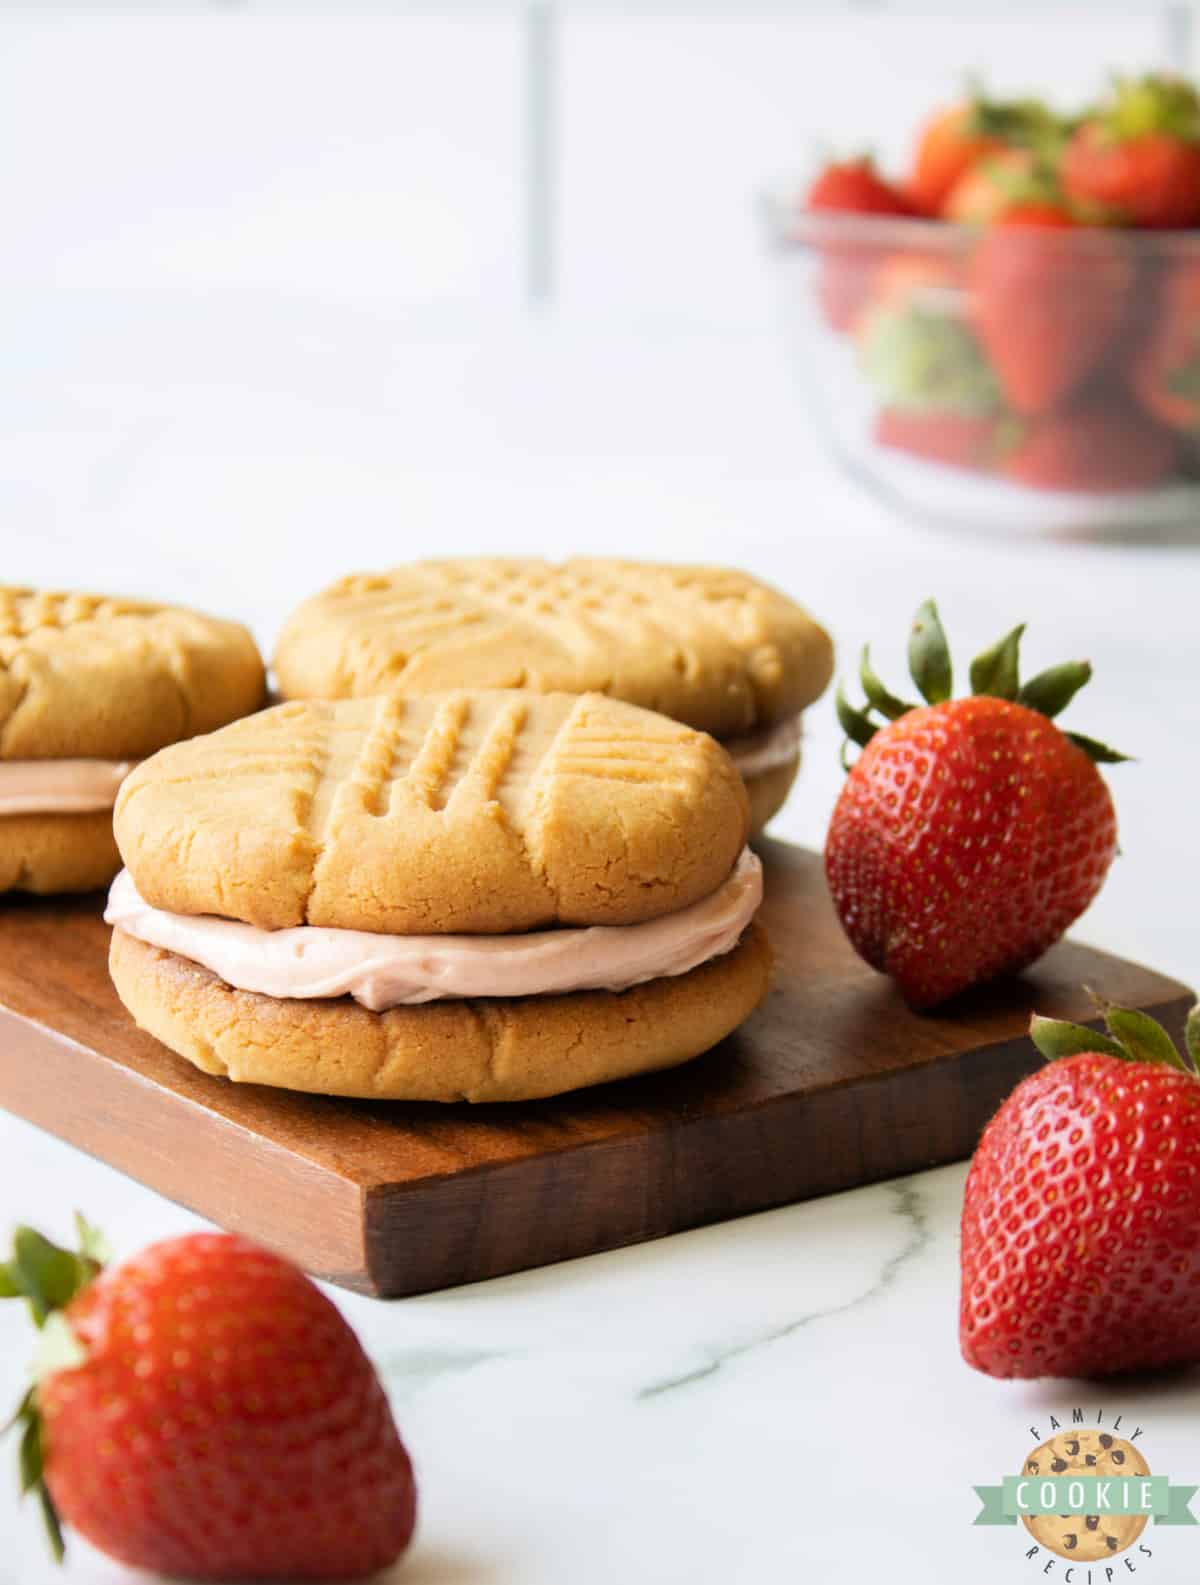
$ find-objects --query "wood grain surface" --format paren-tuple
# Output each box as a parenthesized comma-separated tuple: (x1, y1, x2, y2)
(0, 840, 1191, 1297)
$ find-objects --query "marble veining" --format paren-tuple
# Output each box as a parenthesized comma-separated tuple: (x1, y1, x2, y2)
(637, 1179, 932, 1399)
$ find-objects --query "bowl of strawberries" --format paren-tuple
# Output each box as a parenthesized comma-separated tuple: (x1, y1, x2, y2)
(766, 74, 1200, 536)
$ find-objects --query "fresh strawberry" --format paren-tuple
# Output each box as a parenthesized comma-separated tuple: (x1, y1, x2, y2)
(1062, 75, 1200, 229)
(941, 138, 1090, 226)
(827, 602, 1126, 1010)
(942, 149, 1040, 224)
(1, 1225, 416, 1579)
(909, 94, 1065, 216)
(805, 156, 917, 332)
(961, 1000, 1200, 1379)
(806, 155, 915, 219)
(970, 206, 1132, 414)
(1005, 398, 1177, 491)
(874, 407, 1012, 472)
(1132, 262, 1200, 430)
(909, 103, 1006, 215)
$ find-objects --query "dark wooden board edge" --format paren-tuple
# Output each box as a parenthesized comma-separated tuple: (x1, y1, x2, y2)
(0, 1005, 371, 1289)
(360, 990, 1194, 1298)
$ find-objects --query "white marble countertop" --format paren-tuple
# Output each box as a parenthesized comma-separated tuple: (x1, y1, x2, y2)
(2, 298, 1199, 1583)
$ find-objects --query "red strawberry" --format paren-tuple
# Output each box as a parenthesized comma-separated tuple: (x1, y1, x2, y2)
(1062, 75, 1200, 229)
(970, 206, 1132, 414)
(910, 104, 998, 215)
(826, 602, 1125, 1010)
(805, 156, 916, 332)
(961, 1001, 1200, 1379)
(873, 407, 1011, 472)
(2, 1226, 416, 1579)
(909, 95, 1066, 217)
(806, 155, 915, 219)
(1005, 398, 1177, 492)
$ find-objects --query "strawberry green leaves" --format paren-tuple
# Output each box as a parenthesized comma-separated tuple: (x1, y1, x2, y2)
(1105, 73, 1200, 145)
(1031, 997, 1200, 1077)
(1188, 1005, 1200, 1075)
(835, 599, 1130, 766)
(72, 1215, 111, 1272)
(1063, 730, 1132, 765)
(836, 682, 877, 749)
(0, 1219, 107, 1567)
(859, 646, 916, 721)
(908, 598, 953, 704)
(1029, 1016, 1130, 1064)
(15, 1405, 63, 1564)
(0, 1226, 102, 1329)
(969, 623, 1024, 701)
(5, 1378, 65, 1565)
(1099, 1000, 1192, 1071)
(1018, 659, 1092, 718)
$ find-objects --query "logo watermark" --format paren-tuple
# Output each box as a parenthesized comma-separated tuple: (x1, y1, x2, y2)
(974, 1408, 1196, 1573)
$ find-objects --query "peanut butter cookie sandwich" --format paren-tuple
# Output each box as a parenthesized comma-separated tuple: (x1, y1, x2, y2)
(105, 690, 770, 1102)
(0, 587, 265, 895)
(273, 559, 833, 836)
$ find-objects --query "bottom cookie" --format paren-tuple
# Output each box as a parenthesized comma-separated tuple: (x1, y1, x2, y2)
(0, 811, 121, 896)
(744, 755, 800, 838)
(109, 924, 772, 1103)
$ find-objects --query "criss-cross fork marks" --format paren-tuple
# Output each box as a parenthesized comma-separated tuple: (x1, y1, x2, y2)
(322, 563, 751, 687)
(290, 692, 704, 892)
(551, 728, 700, 794)
(0, 588, 159, 643)
(401, 695, 531, 815)
(298, 693, 566, 853)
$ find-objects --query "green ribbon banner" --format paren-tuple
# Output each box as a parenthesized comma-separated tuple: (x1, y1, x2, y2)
(974, 1477, 1198, 1528)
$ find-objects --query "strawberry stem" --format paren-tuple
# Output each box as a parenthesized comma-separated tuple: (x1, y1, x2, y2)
(834, 601, 1131, 767)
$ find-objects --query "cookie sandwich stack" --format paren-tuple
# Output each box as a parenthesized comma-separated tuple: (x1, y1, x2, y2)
(274, 559, 833, 836)
(0, 587, 264, 895)
(105, 690, 770, 1102)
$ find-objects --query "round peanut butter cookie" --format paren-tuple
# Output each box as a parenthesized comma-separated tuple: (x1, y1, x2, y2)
(114, 691, 749, 934)
(1020, 1432, 1150, 1562)
(0, 587, 265, 760)
(110, 922, 771, 1102)
(0, 812, 120, 895)
(0, 587, 265, 895)
(273, 559, 833, 740)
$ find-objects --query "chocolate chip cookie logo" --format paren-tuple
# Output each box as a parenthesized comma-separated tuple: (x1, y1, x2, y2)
(974, 1410, 1197, 1574)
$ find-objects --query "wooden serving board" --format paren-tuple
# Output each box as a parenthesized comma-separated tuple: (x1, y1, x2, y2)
(0, 841, 1191, 1298)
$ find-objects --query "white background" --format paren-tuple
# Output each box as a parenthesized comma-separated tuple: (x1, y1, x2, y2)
(0, 8, 1175, 317)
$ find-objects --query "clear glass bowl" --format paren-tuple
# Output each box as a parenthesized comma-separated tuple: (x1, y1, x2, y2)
(764, 198, 1200, 539)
